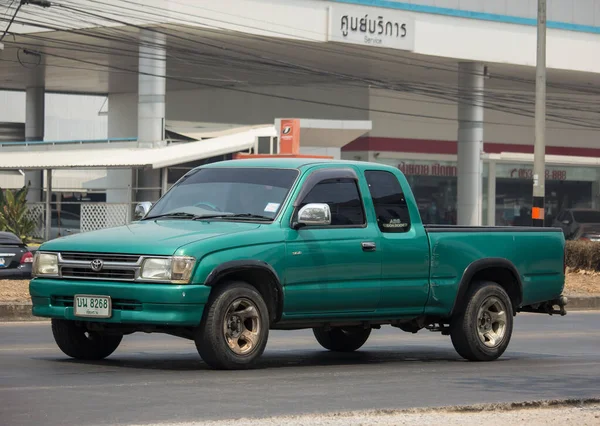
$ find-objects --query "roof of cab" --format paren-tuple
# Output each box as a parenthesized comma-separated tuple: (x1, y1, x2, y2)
(200, 157, 396, 171)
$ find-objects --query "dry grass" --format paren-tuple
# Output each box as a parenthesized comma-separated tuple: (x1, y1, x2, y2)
(0, 280, 31, 303)
(564, 268, 600, 296)
(1, 272, 599, 303)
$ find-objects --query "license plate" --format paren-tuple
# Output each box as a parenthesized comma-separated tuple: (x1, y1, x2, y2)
(73, 295, 112, 318)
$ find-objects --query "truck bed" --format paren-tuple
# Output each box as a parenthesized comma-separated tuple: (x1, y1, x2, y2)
(422, 224, 565, 317)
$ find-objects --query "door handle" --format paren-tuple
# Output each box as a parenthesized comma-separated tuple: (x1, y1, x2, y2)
(361, 241, 376, 252)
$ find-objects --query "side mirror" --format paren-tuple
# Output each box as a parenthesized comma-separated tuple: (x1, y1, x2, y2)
(295, 203, 331, 228)
(134, 202, 153, 221)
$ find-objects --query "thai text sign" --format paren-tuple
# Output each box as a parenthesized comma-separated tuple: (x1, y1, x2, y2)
(328, 4, 415, 51)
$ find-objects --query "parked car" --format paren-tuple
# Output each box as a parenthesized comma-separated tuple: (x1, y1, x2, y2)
(30, 159, 567, 369)
(552, 208, 600, 241)
(0, 232, 34, 279)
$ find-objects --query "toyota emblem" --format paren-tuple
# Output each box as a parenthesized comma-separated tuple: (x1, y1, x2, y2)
(90, 259, 104, 272)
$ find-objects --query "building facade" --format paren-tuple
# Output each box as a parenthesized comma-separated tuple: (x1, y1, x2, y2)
(2, 0, 600, 233)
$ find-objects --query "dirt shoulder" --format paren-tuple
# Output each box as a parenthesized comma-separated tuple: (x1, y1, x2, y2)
(135, 402, 600, 426)
(2, 270, 599, 303)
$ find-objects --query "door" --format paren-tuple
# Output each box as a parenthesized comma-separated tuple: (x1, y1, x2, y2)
(363, 170, 431, 316)
(284, 168, 381, 316)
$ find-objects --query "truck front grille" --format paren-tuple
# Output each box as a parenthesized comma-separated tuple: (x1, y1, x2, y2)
(61, 267, 136, 281)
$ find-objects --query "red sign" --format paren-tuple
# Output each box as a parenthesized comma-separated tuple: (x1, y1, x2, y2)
(509, 168, 567, 181)
(279, 119, 300, 155)
(398, 162, 457, 177)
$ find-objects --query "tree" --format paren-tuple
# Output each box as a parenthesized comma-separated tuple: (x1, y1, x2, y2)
(0, 185, 36, 243)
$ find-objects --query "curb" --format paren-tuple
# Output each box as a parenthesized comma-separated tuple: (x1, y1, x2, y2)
(564, 295, 600, 310)
(0, 303, 39, 322)
(1, 297, 599, 322)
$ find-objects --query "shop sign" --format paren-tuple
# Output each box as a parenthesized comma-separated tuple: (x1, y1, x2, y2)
(507, 167, 567, 181)
(398, 161, 457, 177)
(496, 164, 598, 182)
(328, 4, 415, 51)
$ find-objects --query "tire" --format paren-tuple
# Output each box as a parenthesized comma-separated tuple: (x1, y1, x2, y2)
(313, 326, 372, 352)
(51, 319, 122, 360)
(195, 281, 269, 370)
(450, 280, 514, 362)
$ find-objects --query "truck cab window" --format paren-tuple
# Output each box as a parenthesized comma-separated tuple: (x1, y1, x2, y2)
(364, 170, 411, 233)
(298, 178, 365, 226)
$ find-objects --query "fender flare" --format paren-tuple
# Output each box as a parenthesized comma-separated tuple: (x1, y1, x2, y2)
(204, 260, 284, 322)
(449, 258, 523, 317)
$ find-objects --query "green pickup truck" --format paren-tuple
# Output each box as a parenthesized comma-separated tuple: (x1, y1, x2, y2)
(30, 158, 567, 369)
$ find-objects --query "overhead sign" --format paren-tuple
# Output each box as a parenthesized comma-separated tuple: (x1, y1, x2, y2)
(328, 4, 415, 51)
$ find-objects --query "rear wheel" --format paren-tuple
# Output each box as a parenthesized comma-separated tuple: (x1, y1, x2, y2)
(450, 281, 513, 361)
(51, 319, 122, 360)
(195, 281, 269, 370)
(313, 326, 371, 352)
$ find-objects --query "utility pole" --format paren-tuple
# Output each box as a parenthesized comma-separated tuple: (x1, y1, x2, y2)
(532, 0, 547, 227)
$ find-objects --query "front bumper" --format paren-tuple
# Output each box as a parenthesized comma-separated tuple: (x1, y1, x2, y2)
(0, 264, 32, 280)
(29, 278, 211, 326)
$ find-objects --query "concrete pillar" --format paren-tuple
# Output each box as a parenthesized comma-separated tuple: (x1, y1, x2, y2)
(457, 62, 485, 226)
(106, 94, 135, 207)
(136, 29, 166, 202)
(487, 161, 496, 226)
(25, 86, 45, 202)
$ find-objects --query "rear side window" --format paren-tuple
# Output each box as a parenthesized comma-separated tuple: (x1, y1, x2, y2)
(364, 170, 411, 233)
(299, 178, 365, 226)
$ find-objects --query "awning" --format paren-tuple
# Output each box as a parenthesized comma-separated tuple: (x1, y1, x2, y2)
(0, 126, 275, 170)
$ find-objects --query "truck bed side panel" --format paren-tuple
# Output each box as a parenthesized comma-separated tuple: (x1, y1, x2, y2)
(423, 226, 565, 317)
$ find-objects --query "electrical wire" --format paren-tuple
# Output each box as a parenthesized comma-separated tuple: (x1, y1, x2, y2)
(63, 0, 600, 96)
(0, 0, 22, 42)
(4, 0, 600, 129)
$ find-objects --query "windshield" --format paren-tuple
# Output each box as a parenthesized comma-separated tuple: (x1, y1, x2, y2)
(573, 210, 600, 223)
(146, 167, 299, 221)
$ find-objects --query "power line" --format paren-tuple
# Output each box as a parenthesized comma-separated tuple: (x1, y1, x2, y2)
(0, 0, 22, 42)
(5, 0, 600, 129)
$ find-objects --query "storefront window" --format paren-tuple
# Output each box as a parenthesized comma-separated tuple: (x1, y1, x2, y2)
(494, 164, 599, 227)
(371, 157, 600, 227)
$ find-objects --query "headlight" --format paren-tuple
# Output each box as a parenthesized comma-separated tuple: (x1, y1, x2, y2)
(140, 256, 195, 283)
(32, 252, 59, 276)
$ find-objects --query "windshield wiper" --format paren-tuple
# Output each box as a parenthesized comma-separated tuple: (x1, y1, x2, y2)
(143, 212, 200, 220)
(193, 213, 273, 221)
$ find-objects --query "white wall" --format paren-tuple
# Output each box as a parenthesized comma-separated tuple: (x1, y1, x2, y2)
(0, 91, 26, 123)
(45, 94, 108, 141)
(166, 85, 370, 125)
(368, 88, 600, 149)
(0, 91, 109, 190)
(8, 0, 600, 75)
(0, 91, 108, 141)
(375, 0, 600, 27)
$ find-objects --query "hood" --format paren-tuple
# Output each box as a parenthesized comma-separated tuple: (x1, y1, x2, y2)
(39, 220, 262, 255)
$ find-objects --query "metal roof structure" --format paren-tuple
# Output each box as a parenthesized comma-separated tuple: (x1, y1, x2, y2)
(0, 125, 276, 170)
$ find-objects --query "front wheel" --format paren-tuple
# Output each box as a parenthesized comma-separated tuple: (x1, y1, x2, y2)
(313, 326, 371, 352)
(450, 281, 514, 361)
(51, 319, 122, 360)
(195, 282, 269, 370)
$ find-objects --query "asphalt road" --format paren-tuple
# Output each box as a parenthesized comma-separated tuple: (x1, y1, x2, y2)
(1, 312, 599, 426)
